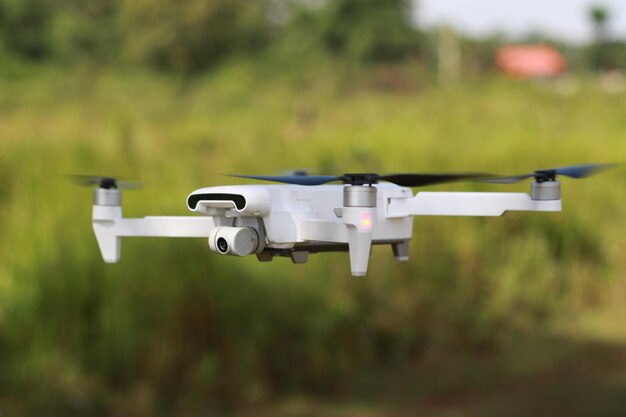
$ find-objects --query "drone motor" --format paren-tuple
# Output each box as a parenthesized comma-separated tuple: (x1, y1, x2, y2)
(531, 180, 561, 200)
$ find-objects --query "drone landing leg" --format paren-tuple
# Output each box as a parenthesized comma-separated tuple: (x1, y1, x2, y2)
(343, 206, 376, 277)
(392, 241, 410, 261)
(93, 205, 123, 263)
(346, 227, 372, 277)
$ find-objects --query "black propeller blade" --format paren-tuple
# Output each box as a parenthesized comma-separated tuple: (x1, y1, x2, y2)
(483, 163, 617, 184)
(70, 175, 141, 189)
(229, 172, 494, 187)
(228, 174, 342, 186)
(378, 173, 493, 187)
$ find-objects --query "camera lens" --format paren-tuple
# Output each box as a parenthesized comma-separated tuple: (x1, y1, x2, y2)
(216, 237, 229, 253)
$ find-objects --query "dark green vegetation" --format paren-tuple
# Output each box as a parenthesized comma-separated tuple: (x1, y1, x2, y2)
(2, 0, 625, 74)
(0, 63, 625, 415)
(0, 0, 418, 72)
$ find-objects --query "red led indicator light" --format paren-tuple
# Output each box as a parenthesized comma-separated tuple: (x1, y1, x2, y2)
(360, 213, 372, 230)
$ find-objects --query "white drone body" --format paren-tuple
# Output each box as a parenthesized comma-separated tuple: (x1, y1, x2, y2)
(91, 178, 562, 276)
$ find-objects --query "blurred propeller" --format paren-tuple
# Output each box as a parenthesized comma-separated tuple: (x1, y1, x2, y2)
(229, 172, 494, 187)
(377, 173, 494, 187)
(70, 175, 141, 189)
(482, 163, 617, 184)
(229, 174, 342, 186)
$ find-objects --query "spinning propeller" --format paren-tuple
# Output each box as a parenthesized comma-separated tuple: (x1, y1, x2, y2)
(229, 172, 494, 187)
(231, 163, 616, 187)
(72, 163, 615, 191)
(70, 175, 141, 189)
(481, 163, 616, 184)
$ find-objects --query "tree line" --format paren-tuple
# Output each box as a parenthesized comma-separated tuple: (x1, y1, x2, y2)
(0, 0, 623, 74)
(0, 0, 419, 72)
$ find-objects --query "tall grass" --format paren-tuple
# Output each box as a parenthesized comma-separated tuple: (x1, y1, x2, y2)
(0, 64, 624, 415)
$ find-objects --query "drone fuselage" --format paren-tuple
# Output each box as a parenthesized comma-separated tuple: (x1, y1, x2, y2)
(92, 182, 561, 276)
(188, 183, 414, 246)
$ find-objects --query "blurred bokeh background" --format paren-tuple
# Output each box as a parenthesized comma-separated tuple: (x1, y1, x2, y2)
(1, 0, 625, 415)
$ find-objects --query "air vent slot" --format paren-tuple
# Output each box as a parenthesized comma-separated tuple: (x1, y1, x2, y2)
(187, 193, 246, 210)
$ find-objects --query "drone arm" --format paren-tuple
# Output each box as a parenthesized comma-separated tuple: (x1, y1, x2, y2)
(387, 192, 561, 218)
(93, 205, 217, 263)
(116, 217, 217, 237)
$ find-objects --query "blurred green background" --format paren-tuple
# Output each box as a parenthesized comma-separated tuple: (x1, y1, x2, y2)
(1, 1, 625, 416)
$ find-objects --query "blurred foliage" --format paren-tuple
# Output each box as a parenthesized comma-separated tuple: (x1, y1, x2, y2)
(589, 4, 609, 44)
(0, 0, 422, 71)
(0, 0, 53, 59)
(3, 0, 626, 73)
(0, 63, 624, 415)
(120, 0, 274, 71)
(0, 0, 119, 61)
(585, 4, 626, 70)
(315, 0, 418, 62)
(588, 41, 626, 71)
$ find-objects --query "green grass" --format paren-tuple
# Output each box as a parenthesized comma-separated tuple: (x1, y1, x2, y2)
(0, 63, 625, 416)
(235, 307, 626, 417)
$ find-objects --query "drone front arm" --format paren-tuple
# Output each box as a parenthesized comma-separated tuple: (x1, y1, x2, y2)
(386, 192, 561, 218)
(93, 205, 217, 263)
(115, 217, 217, 237)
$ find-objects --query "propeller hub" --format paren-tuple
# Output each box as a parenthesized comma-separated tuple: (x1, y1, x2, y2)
(70, 175, 140, 190)
(342, 173, 379, 186)
(99, 177, 118, 189)
(533, 170, 557, 183)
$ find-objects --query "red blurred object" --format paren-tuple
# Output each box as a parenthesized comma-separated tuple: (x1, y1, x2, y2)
(496, 45, 566, 79)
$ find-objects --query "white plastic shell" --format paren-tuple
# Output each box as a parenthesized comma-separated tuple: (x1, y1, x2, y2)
(93, 181, 562, 277)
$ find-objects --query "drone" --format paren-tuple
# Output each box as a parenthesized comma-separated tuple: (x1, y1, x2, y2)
(78, 163, 613, 277)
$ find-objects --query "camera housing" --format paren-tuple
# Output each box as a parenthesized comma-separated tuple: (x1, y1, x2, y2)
(208, 226, 260, 256)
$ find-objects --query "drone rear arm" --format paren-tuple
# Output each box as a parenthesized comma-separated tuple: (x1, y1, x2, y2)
(93, 205, 216, 263)
(386, 192, 561, 218)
